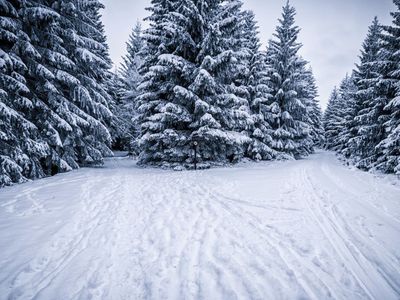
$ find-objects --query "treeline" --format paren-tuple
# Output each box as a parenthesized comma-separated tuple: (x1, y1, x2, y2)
(0, 0, 115, 186)
(113, 0, 323, 170)
(324, 2, 400, 175)
(6, 0, 399, 187)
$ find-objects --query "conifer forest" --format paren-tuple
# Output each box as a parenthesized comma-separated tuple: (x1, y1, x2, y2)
(0, 1, 399, 299)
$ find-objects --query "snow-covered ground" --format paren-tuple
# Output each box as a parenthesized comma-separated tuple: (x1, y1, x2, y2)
(0, 151, 399, 300)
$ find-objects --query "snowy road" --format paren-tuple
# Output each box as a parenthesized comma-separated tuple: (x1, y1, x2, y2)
(0, 151, 399, 300)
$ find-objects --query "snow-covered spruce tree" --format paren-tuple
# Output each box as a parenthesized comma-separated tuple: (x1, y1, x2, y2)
(17, 0, 113, 176)
(83, 0, 124, 151)
(0, 0, 49, 186)
(303, 68, 324, 148)
(293, 65, 323, 153)
(190, 0, 253, 164)
(52, 0, 114, 166)
(110, 22, 145, 151)
(136, 0, 202, 166)
(137, 0, 253, 167)
(337, 74, 357, 157)
(0, 0, 28, 186)
(323, 74, 357, 152)
(0, 0, 114, 186)
(120, 22, 144, 95)
(347, 17, 386, 170)
(106, 70, 133, 150)
(323, 87, 341, 150)
(17, 0, 80, 176)
(242, 11, 275, 161)
(375, 0, 400, 174)
(265, 2, 312, 159)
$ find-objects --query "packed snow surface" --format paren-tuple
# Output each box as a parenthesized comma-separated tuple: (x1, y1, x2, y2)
(0, 151, 399, 300)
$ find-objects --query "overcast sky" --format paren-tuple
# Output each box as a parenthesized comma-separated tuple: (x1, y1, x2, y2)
(102, 0, 395, 109)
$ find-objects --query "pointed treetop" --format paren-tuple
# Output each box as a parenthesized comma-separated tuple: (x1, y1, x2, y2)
(270, 0, 301, 54)
(279, 0, 297, 28)
(356, 16, 381, 68)
(369, 16, 380, 36)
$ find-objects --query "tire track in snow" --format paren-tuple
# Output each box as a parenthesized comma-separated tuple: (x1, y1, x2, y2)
(312, 161, 400, 295)
(204, 167, 384, 300)
(202, 179, 313, 300)
(300, 164, 399, 300)
(212, 192, 333, 299)
(320, 159, 400, 226)
(312, 159, 400, 282)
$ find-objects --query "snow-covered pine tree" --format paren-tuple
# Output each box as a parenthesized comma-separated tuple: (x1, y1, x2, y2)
(189, 0, 252, 164)
(17, 0, 79, 176)
(298, 66, 323, 151)
(305, 68, 324, 148)
(347, 17, 386, 170)
(53, 0, 114, 167)
(0, 0, 115, 187)
(87, 1, 113, 69)
(242, 10, 275, 160)
(0, 0, 49, 186)
(0, 0, 27, 186)
(324, 74, 357, 153)
(337, 74, 357, 157)
(136, 0, 201, 166)
(137, 0, 253, 167)
(15, 0, 113, 177)
(375, 0, 400, 174)
(323, 87, 341, 150)
(106, 69, 133, 150)
(265, 1, 312, 159)
(324, 74, 357, 152)
(120, 22, 144, 95)
(110, 22, 145, 151)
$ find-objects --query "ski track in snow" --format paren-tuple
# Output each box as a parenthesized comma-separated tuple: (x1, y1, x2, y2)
(0, 151, 399, 300)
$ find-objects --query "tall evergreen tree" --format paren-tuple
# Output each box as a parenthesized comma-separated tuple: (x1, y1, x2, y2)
(347, 17, 385, 169)
(337, 74, 357, 157)
(42, 0, 112, 168)
(23, 0, 113, 172)
(107, 70, 133, 150)
(375, 0, 400, 174)
(323, 87, 341, 150)
(137, 0, 253, 167)
(58, 0, 114, 164)
(190, 0, 252, 164)
(0, 0, 115, 186)
(243, 11, 275, 161)
(293, 65, 323, 152)
(19, 0, 76, 175)
(323, 14, 400, 175)
(0, 0, 49, 186)
(110, 22, 145, 151)
(265, 1, 312, 159)
(303, 68, 324, 148)
(120, 22, 144, 96)
(324, 74, 356, 152)
(136, 0, 199, 166)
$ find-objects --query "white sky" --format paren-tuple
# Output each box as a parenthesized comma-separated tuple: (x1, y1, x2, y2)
(102, 0, 395, 109)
